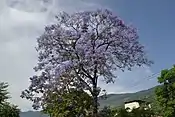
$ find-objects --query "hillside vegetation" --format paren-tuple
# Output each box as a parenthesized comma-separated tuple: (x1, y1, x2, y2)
(99, 87, 156, 108)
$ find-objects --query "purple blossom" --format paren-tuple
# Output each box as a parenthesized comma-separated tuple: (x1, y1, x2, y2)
(55, 60, 73, 77)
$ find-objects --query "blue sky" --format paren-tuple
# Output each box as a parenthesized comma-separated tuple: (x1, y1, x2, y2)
(96, 0, 175, 94)
(102, 0, 175, 72)
(0, 0, 175, 111)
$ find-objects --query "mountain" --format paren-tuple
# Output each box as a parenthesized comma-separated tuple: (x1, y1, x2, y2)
(20, 86, 156, 117)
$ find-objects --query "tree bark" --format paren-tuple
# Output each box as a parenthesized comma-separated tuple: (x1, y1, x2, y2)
(92, 90, 98, 117)
(92, 80, 98, 117)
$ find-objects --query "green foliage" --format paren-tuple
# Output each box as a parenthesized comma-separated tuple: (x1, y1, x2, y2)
(42, 89, 93, 117)
(130, 108, 155, 117)
(155, 65, 175, 117)
(116, 108, 130, 117)
(98, 106, 118, 117)
(0, 82, 20, 117)
(0, 102, 20, 117)
(149, 95, 163, 116)
(0, 82, 9, 104)
(98, 107, 154, 117)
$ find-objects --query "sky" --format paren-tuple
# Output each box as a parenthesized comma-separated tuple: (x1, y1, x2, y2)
(0, 0, 175, 111)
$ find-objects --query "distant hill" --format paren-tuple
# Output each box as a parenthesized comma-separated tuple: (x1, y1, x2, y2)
(20, 111, 48, 117)
(99, 86, 156, 108)
(20, 86, 156, 117)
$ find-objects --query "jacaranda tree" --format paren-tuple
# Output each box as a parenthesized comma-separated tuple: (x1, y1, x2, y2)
(21, 9, 152, 117)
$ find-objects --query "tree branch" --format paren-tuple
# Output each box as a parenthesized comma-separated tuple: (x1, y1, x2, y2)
(81, 66, 93, 81)
(74, 69, 93, 94)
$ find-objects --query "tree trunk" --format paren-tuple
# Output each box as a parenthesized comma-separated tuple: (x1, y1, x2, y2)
(92, 63, 98, 117)
(92, 82, 98, 117)
(92, 94, 98, 117)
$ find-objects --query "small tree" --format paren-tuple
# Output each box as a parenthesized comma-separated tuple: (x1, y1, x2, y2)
(0, 82, 9, 104)
(42, 89, 93, 117)
(21, 9, 152, 117)
(0, 82, 20, 117)
(155, 65, 175, 117)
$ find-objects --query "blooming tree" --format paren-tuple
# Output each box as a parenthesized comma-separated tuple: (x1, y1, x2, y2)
(21, 9, 152, 117)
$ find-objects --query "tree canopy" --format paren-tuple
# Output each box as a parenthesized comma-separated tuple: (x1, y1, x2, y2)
(155, 65, 175, 117)
(42, 89, 93, 117)
(21, 9, 152, 117)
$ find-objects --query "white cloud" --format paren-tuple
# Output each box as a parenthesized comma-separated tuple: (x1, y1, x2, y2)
(0, 3, 45, 111)
(0, 0, 103, 111)
(0, 0, 157, 111)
